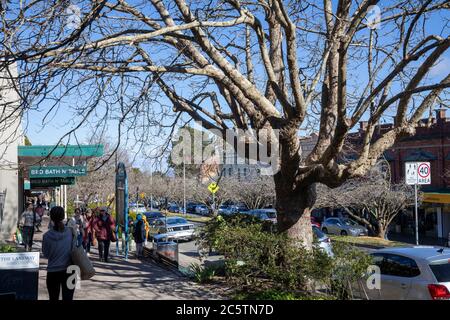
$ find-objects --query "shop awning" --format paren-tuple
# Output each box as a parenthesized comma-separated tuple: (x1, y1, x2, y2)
(423, 191, 450, 204)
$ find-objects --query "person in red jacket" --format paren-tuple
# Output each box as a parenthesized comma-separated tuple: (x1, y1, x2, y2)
(93, 207, 116, 263)
(82, 208, 95, 256)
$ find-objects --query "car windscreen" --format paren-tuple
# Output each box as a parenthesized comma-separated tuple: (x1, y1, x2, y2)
(147, 212, 163, 218)
(429, 262, 450, 282)
(343, 219, 357, 226)
(167, 218, 188, 225)
(259, 213, 269, 220)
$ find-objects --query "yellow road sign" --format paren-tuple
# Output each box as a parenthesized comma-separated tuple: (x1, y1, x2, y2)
(208, 183, 219, 194)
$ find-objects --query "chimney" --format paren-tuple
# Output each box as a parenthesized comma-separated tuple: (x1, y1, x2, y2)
(435, 107, 447, 123)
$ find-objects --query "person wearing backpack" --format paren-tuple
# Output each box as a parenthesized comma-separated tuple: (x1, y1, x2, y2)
(133, 214, 146, 259)
(42, 206, 75, 301)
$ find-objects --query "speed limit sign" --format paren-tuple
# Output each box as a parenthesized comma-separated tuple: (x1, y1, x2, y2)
(405, 162, 431, 185)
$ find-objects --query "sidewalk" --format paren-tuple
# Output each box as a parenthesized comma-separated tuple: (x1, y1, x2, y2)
(32, 217, 223, 300)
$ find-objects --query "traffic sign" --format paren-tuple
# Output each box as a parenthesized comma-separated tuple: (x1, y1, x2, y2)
(405, 162, 431, 185)
(208, 183, 219, 194)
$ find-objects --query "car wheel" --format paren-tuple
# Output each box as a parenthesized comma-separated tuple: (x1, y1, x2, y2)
(340, 230, 347, 236)
(322, 227, 328, 234)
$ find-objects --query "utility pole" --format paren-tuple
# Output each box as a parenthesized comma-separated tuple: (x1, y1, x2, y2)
(150, 163, 153, 211)
(183, 160, 186, 215)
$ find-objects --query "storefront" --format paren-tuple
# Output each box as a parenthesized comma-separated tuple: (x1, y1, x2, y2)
(395, 190, 450, 246)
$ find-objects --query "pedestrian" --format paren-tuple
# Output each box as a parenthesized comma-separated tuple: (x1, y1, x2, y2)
(133, 214, 146, 259)
(19, 202, 38, 251)
(67, 208, 85, 247)
(93, 207, 116, 263)
(141, 214, 150, 246)
(42, 206, 75, 301)
(82, 208, 95, 255)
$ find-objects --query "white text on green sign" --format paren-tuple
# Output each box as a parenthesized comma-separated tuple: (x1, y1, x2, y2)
(30, 166, 87, 178)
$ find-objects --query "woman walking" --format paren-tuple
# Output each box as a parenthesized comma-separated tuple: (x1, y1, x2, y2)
(93, 207, 116, 263)
(82, 208, 95, 255)
(19, 203, 38, 251)
(42, 206, 75, 301)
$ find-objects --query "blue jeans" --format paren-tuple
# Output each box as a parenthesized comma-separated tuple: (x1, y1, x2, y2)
(77, 233, 83, 247)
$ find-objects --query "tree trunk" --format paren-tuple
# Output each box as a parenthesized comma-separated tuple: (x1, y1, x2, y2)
(275, 182, 315, 249)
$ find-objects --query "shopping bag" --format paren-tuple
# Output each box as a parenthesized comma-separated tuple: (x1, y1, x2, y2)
(16, 229, 23, 245)
(70, 230, 95, 280)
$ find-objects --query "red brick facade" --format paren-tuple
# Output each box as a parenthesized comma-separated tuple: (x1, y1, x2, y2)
(354, 109, 450, 190)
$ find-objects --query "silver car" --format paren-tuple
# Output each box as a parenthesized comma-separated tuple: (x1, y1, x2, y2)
(354, 246, 450, 300)
(149, 216, 195, 241)
(248, 209, 277, 224)
(321, 217, 368, 237)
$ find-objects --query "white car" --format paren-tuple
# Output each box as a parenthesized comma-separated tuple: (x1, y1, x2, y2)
(130, 203, 146, 214)
(354, 246, 450, 300)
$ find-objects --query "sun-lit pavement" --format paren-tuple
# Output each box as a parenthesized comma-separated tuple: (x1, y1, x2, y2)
(33, 217, 224, 300)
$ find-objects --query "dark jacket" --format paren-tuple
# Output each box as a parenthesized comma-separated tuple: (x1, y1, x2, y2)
(42, 227, 73, 272)
(133, 220, 146, 244)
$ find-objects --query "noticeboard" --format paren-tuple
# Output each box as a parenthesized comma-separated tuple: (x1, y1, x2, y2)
(0, 252, 40, 300)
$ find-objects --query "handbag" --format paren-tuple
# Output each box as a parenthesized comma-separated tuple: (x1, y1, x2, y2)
(70, 228, 95, 280)
(110, 229, 117, 243)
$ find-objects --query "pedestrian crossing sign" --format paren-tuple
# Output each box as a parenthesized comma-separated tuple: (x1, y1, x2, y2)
(208, 183, 219, 194)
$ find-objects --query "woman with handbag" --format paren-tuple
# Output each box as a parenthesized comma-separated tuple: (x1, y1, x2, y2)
(42, 206, 75, 301)
(93, 207, 116, 263)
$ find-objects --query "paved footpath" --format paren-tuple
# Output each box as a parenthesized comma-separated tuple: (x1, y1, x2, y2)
(32, 218, 223, 300)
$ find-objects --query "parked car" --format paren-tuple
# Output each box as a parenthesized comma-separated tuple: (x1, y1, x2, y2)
(231, 204, 250, 214)
(312, 225, 333, 257)
(143, 211, 165, 224)
(148, 216, 195, 241)
(311, 217, 321, 228)
(248, 209, 277, 224)
(353, 246, 450, 300)
(321, 217, 368, 236)
(167, 204, 181, 213)
(218, 205, 233, 216)
(195, 204, 210, 216)
(129, 203, 146, 214)
(186, 202, 198, 214)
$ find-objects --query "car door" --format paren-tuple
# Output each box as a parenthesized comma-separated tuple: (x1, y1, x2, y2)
(372, 253, 418, 299)
(327, 219, 339, 235)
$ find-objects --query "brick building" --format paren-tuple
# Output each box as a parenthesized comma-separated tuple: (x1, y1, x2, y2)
(353, 108, 450, 244)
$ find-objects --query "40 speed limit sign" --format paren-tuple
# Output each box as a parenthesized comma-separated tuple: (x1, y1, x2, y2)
(405, 162, 431, 185)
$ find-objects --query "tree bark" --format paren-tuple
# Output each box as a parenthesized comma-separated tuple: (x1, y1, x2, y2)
(275, 181, 315, 249)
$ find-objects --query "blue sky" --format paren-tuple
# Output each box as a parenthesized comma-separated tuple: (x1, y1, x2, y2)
(22, 1, 449, 169)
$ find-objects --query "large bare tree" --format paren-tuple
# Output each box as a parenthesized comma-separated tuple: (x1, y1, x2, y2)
(316, 164, 416, 238)
(1, 0, 449, 248)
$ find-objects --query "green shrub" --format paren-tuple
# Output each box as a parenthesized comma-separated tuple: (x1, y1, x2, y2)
(189, 263, 216, 283)
(197, 215, 372, 299)
(0, 244, 16, 253)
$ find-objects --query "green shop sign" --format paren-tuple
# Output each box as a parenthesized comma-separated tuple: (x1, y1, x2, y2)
(29, 166, 87, 178)
(30, 177, 75, 188)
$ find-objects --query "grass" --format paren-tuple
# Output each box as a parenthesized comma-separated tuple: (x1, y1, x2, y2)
(329, 235, 409, 248)
(164, 211, 212, 223)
